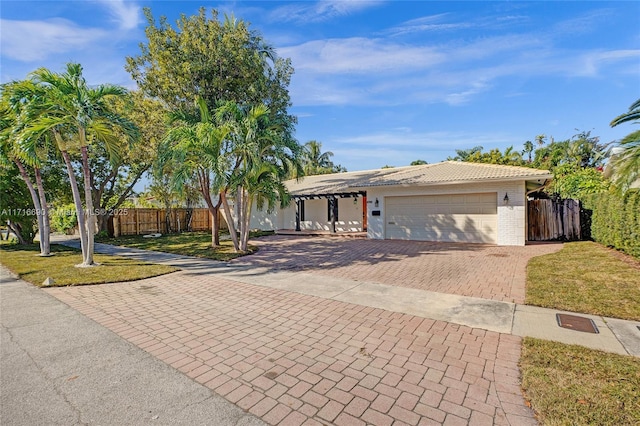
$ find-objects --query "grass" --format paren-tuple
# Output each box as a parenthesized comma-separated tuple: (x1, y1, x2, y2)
(526, 241, 640, 321)
(95, 230, 273, 261)
(523, 242, 640, 425)
(521, 338, 640, 426)
(0, 243, 178, 287)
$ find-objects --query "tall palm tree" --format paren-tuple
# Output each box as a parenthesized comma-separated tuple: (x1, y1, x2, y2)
(610, 99, 640, 191)
(523, 140, 534, 163)
(23, 63, 137, 266)
(0, 84, 52, 255)
(302, 140, 335, 175)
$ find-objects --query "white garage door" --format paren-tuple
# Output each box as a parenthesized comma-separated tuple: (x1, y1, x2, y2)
(385, 193, 497, 243)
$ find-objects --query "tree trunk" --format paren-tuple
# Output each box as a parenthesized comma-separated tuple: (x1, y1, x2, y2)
(240, 189, 253, 252)
(220, 190, 240, 252)
(14, 160, 45, 254)
(185, 208, 194, 232)
(61, 150, 89, 262)
(96, 213, 111, 234)
(165, 204, 172, 234)
(197, 169, 222, 248)
(34, 167, 51, 256)
(7, 221, 27, 245)
(213, 207, 220, 245)
(80, 145, 96, 266)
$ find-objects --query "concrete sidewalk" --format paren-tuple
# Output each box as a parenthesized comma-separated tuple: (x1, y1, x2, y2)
(0, 268, 265, 426)
(59, 239, 640, 357)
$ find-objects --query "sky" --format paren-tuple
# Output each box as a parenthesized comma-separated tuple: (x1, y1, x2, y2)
(1, 0, 639, 172)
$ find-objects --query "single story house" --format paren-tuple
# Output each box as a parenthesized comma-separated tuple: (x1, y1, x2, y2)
(249, 161, 553, 246)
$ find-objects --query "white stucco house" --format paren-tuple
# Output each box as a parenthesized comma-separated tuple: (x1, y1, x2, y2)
(249, 161, 553, 246)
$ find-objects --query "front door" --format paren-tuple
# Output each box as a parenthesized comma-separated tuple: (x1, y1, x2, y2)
(362, 196, 367, 231)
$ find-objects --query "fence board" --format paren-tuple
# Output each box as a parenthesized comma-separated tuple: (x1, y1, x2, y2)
(112, 208, 225, 236)
(528, 199, 582, 241)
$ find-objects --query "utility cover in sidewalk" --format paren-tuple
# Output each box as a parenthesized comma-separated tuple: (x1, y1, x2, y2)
(556, 314, 599, 334)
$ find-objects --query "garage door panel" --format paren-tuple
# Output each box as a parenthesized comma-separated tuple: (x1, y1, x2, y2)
(385, 193, 497, 243)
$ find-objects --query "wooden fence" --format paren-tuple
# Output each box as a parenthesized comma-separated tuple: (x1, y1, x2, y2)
(112, 208, 227, 236)
(528, 199, 582, 241)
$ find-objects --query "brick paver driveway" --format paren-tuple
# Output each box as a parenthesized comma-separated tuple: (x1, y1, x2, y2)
(234, 236, 562, 304)
(49, 274, 535, 426)
(45, 237, 561, 425)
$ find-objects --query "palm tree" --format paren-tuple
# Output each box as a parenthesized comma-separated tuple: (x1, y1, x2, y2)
(610, 99, 640, 191)
(0, 84, 52, 255)
(217, 101, 302, 252)
(448, 146, 483, 161)
(523, 140, 534, 163)
(502, 146, 523, 165)
(301, 140, 335, 175)
(611, 99, 640, 127)
(160, 97, 231, 248)
(22, 63, 137, 266)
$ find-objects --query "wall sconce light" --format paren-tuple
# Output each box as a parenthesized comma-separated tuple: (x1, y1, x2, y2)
(503, 193, 509, 204)
(374, 198, 379, 207)
(353, 197, 358, 205)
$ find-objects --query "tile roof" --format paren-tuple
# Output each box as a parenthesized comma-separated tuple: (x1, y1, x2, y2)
(286, 161, 552, 196)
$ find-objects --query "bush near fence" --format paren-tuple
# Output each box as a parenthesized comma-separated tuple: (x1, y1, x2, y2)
(583, 190, 640, 258)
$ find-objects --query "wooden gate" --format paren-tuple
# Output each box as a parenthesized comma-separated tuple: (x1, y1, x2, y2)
(528, 199, 582, 241)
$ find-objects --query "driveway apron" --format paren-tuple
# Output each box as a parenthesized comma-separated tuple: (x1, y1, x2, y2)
(45, 268, 539, 426)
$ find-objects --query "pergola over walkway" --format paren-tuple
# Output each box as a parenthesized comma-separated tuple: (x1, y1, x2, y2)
(291, 191, 366, 233)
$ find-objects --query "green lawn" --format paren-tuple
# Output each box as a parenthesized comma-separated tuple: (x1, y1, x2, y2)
(0, 243, 178, 286)
(522, 241, 640, 425)
(96, 231, 273, 261)
(521, 338, 640, 426)
(526, 241, 640, 321)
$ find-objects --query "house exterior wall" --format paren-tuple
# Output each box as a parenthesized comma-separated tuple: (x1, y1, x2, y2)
(248, 205, 279, 230)
(276, 196, 364, 232)
(301, 199, 328, 230)
(365, 180, 528, 246)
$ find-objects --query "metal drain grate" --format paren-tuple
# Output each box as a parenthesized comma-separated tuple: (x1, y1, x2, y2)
(556, 314, 599, 334)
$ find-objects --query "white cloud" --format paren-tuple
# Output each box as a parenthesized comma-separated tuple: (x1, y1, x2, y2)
(96, 0, 141, 30)
(551, 9, 613, 37)
(281, 22, 638, 108)
(576, 49, 640, 77)
(280, 37, 444, 74)
(328, 129, 520, 168)
(269, 0, 382, 23)
(0, 18, 107, 62)
(385, 13, 474, 36)
(333, 129, 514, 149)
(385, 12, 531, 37)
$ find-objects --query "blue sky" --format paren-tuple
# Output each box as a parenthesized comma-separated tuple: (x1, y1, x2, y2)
(2, 1, 639, 171)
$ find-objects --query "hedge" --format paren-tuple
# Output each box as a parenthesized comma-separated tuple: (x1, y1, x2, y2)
(583, 190, 640, 258)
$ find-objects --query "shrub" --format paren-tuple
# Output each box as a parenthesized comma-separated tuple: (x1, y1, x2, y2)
(583, 190, 640, 258)
(50, 204, 78, 234)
